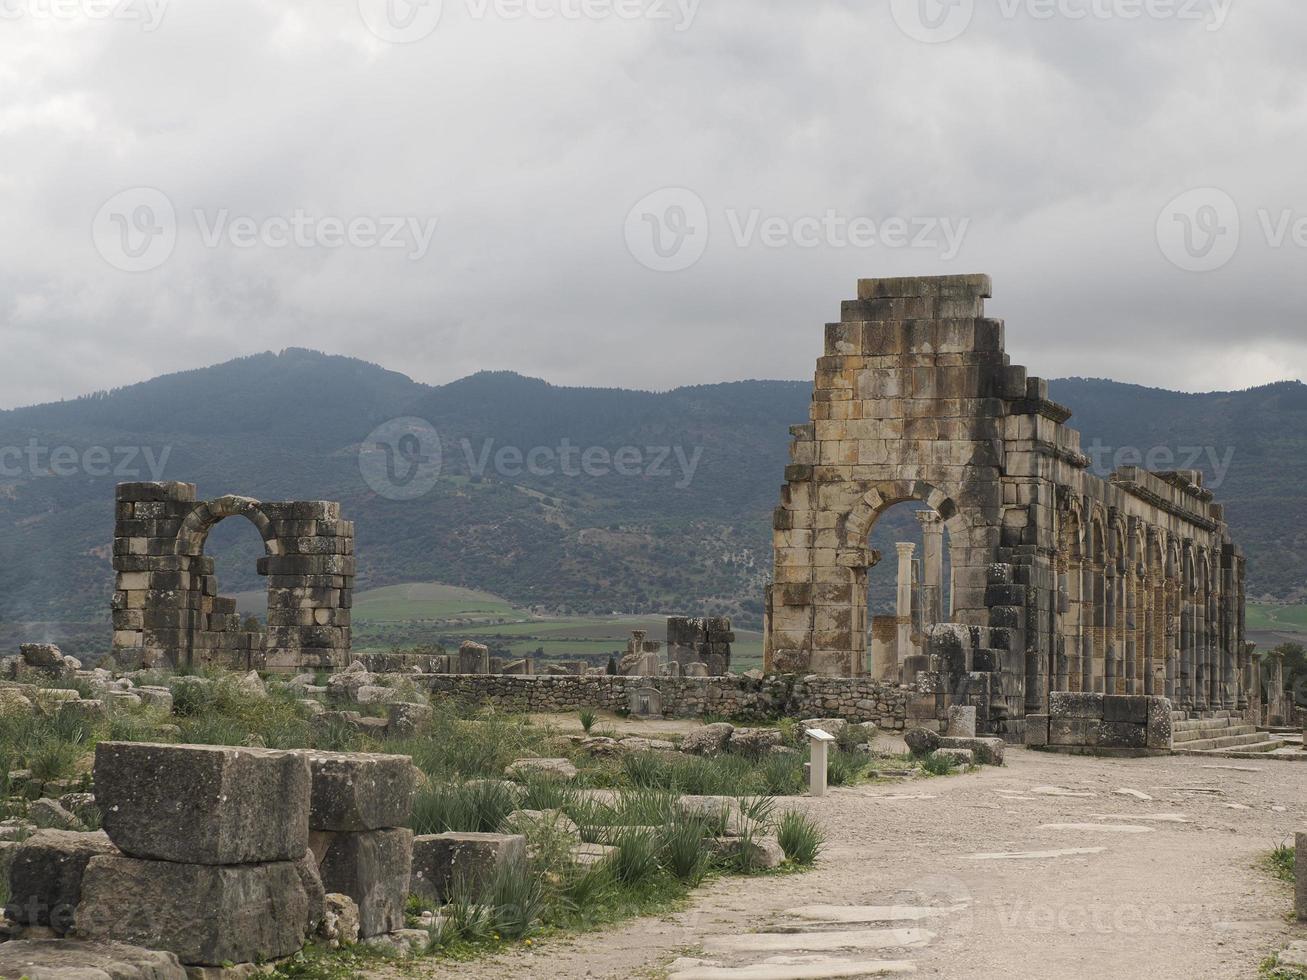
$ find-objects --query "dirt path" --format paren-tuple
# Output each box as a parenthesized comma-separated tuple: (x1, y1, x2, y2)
(389, 749, 1307, 979)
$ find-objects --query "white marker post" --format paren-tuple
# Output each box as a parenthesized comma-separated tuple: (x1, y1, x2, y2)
(806, 728, 836, 797)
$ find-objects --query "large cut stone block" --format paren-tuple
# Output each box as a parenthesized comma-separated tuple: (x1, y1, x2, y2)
(0, 939, 186, 980)
(301, 751, 418, 832)
(6, 830, 117, 934)
(309, 828, 412, 938)
(1146, 696, 1174, 750)
(938, 736, 1005, 766)
(410, 832, 526, 903)
(95, 742, 310, 864)
(1047, 691, 1104, 721)
(75, 853, 323, 967)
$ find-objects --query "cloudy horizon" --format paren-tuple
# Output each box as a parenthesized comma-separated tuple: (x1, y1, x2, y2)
(3, 0, 1306, 410)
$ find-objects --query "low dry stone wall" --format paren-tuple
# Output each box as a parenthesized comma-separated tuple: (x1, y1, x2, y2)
(422, 674, 910, 729)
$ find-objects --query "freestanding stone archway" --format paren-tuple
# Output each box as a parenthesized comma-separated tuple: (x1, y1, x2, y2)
(111, 481, 354, 671)
(764, 274, 1250, 739)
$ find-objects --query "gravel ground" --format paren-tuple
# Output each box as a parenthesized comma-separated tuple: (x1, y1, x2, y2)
(379, 745, 1307, 979)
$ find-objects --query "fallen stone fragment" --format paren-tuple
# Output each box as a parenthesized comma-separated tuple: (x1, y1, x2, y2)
(505, 757, 578, 780)
(310, 828, 412, 938)
(0, 939, 186, 980)
(410, 831, 526, 903)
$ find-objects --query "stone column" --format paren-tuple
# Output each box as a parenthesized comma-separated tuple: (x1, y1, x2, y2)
(895, 542, 917, 673)
(916, 512, 945, 626)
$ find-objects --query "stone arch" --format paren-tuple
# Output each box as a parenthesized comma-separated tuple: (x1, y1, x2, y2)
(834, 480, 970, 681)
(175, 495, 282, 558)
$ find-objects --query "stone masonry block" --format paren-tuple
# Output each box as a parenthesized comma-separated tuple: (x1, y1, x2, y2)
(75, 853, 323, 967)
(95, 742, 310, 864)
(1047, 691, 1105, 721)
(5, 830, 116, 933)
(300, 752, 418, 832)
(410, 832, 527, 903)
(310, 828, 413, 938)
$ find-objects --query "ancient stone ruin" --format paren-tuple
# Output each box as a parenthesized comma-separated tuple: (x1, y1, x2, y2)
(111, 482, 355, 672)
(764, 274, 1253, 744)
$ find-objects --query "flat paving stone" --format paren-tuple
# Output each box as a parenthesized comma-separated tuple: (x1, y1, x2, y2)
(1114, 789, 1154, 800)
(967, 847, 1106, 860)
(782, 906, 958, 924)
(670, 956, 917, 979)
(703, 929, 933, 954)
(1037, 823, 1155, 833)
(1088, 813, 1191, 823)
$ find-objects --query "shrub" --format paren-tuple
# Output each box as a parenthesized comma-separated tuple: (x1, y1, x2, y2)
(29, 739, 81, 782)
(487, 860, 547, 940)
(758, 752, 805, 796)
(1267, 842, 1296, 884)
(610, 826, 660, 886)
(579, 709, 596, 734)
(920, 752, 959, 777)
(828, 749, 866, 787)
(411, 780, 518, 835)
(776, 810, 825, 866)
(657, 819, 710, 885)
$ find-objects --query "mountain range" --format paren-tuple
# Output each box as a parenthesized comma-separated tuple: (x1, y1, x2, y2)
(0, 349, 1302, 656)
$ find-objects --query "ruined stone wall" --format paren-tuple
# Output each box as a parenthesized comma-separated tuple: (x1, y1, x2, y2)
(421, 673, 909, 728)
(764, 274, 1249, 736)
(112, 482, 354, 672)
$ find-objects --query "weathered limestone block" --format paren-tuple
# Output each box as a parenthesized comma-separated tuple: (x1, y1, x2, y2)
(5, 829, 116, 934)
(1146, 697, 1174, 750)
(1024, 713, 1050, 747)
(903, 727, 942, 757)
(301, 752, 417, 832)
(505, 758, 577, 780)
(679, 723, 734, 756)
(458, 641, 490, 674)
(946, 705, 977, 738)
(708, 835, 786, 869)
(309, 828, 412, 939)
(75, 853, 323, 966)
(501, 809, 581, 847)
(729, 729, 784, 755)
(934, 748, 974, 767)
(387, 701, 433, 735)
(95, 742, 311, 864)
(1047, 691, 1105, 720)
(29, 799, 81, 831)
(409, 832, 526, 902)
(0, 939, 186, 980)
(320, 893, 361, 948)
(0, 688, 35, 718)
(938, 736, 1005, 766)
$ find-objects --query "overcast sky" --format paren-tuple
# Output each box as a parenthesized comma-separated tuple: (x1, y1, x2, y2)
(2, 0, 1305, 409)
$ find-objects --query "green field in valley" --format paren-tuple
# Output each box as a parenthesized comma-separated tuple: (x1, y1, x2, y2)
(1247, 603, 1307, 636)
(241, 581, 766, 670)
